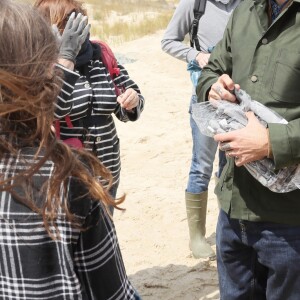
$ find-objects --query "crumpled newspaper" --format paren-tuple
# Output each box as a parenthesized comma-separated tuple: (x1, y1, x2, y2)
(191, 89, 300, 193)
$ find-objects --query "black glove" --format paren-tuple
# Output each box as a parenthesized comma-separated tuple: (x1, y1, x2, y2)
(59, 12, 90, 63)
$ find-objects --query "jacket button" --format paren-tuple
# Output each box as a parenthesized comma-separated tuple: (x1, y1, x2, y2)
(251, 75, 258, 82)
(84, 83, 90, 89)
(96, 137, 101, 142)
(261, 38, 268, 45)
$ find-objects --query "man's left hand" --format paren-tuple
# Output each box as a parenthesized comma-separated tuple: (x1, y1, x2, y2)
(214, 112, 269, 166)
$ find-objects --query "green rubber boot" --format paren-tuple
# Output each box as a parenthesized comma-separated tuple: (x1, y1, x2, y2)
(185, 191, 215, 259)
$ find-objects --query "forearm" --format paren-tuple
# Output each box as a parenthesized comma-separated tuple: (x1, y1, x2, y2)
(161, 0, 196, 63)
(54, 64, 79, 118)
(161, 39, 199, 63)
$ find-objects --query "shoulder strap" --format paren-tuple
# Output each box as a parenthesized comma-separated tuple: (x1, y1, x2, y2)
(91, 40, 122, 97)
(91, 40, 120, 79)
(190, 0, 207, 51)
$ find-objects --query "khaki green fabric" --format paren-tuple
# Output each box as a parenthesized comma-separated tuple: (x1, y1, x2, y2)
(197, 0, 300, 225)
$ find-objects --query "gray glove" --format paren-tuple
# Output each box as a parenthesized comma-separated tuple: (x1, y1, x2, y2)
(59, 12, 90, 63)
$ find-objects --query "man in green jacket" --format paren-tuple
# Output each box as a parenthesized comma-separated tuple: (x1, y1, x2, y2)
(197, 0, 300, 298)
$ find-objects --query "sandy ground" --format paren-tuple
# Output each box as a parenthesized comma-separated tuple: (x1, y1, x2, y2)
(112, 30, 220, 300)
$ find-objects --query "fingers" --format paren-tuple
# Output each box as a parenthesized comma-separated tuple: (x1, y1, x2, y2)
(79, 23, 91, 42)
(219, 74, 235, 91)
(245, 111, 256, 119)
(219, 142, 232, 151)
(234, 156, 243, 167)
(76, 16, 89, 34)
(208, 75, 238, 102)
(214, 131, 236, 143)
(196, 53, 210, 68)
(210, 84, 237, 102)
(65, 13, 87, 33)
(72, 13, 85, 32)
(117, 89, 139, 110)
(65, 12, 75, 30)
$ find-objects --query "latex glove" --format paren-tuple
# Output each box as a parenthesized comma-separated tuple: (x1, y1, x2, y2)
(215, 111, 270, 167)
(195, 52, 210, 68)
(59, 12, 90, 63)
(117, 88, 139, 111)
(208, 74, 240, 103)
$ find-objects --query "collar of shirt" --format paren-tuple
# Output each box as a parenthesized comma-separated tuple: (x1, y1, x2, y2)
(269, 0, 293, 22)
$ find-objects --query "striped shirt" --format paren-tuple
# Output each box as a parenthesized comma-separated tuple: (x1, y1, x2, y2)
(0, 149, 140, 299)
(55, 61, 145, 187)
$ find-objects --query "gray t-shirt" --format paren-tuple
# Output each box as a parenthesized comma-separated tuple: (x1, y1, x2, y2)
(161, 0, 241, 63)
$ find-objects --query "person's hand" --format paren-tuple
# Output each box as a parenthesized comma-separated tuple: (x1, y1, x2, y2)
(59, 12, 90, 63)
(117, 88, 139, 111)
(195, 52, 210, 68)
(208, 74, 240, 103)
(215, 112, 270, 167)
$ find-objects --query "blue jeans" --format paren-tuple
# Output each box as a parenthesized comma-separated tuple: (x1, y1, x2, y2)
(187, 95, 226, 194)
(217, 209, 300, 300)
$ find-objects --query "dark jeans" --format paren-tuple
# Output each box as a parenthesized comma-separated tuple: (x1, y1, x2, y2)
(217, 209, 300, 300)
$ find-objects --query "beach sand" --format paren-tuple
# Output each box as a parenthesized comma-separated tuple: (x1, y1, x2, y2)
(112, 30, 220, 300)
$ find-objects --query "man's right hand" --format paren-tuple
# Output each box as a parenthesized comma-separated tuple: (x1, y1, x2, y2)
(195, 52, 210, 68)
(59, 12, 90, 63)
(208, 74, 240, 103)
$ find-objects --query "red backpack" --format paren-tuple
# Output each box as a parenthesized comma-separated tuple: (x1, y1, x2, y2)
(55, 40, 120, 149)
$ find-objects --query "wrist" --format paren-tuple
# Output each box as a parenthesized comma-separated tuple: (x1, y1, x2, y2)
(58, 58, 75, 70)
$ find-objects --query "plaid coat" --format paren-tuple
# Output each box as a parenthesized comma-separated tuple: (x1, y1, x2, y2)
(0, 149, 140, 299)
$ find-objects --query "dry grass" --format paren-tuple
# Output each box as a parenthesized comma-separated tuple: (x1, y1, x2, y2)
(90, 11, 174, 46)
(17, 0, 178, 46)
(86, 0, 176, 45)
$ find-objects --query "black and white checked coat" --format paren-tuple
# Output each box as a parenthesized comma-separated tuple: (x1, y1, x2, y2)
(56, 61, 145, 187)
(0, 149, 140, 299)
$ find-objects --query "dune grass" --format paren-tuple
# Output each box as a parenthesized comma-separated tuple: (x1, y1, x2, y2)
(90, 11, 174, 45)
(17, 0, 177, 46)
(87, 0, 176, 45)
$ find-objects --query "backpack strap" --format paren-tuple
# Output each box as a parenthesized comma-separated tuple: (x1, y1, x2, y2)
(91, 40, 121, 95)
(54, 116, 73, 139)
(190, 0, 207, 51)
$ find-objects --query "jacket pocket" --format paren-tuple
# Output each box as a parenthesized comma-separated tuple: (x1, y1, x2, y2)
(270, 50, 300, 103)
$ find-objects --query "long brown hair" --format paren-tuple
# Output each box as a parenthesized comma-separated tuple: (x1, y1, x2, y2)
(0, 0, 122, 239)
(34, 0, 87, 31)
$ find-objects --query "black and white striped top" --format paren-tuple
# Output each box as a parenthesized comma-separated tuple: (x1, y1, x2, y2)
(0, 149, 140, 299)
(55, 60, 145, 187)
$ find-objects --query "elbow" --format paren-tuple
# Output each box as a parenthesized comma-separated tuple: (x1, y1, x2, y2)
(161, 39, 170, 52)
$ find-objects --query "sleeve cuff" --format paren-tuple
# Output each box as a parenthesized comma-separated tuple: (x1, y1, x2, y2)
(196, 77, 216, 103)
(56, 63, 79, 77)
(268, 123, 292, 169)
(186, 48, 200, 63)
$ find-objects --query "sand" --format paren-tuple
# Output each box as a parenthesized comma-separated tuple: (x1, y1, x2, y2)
(112, 30, 220, 300)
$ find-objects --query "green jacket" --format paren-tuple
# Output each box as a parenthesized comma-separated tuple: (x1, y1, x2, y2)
(197, 0, 300, 225)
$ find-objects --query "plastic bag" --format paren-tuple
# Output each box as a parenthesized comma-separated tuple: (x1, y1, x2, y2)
(191, 88, 300, 193)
